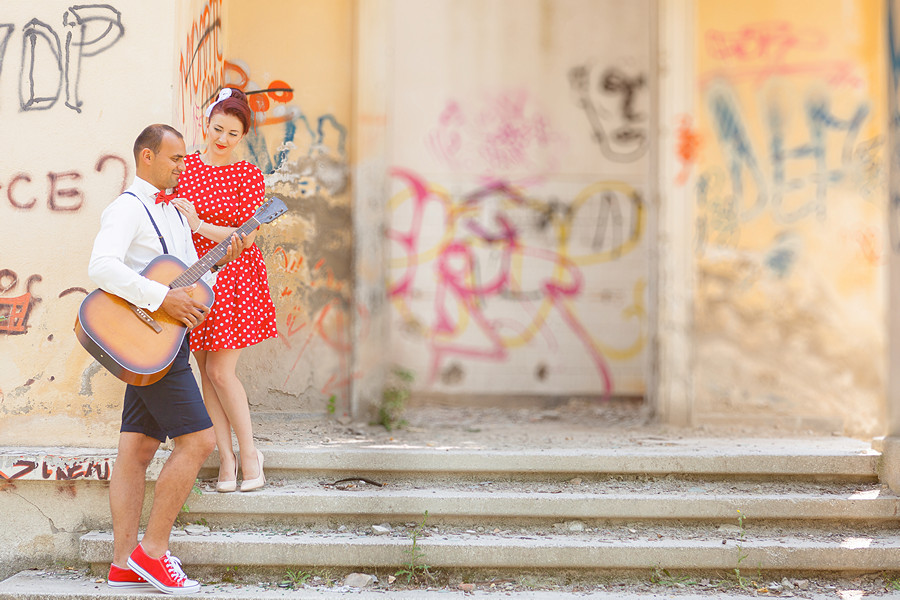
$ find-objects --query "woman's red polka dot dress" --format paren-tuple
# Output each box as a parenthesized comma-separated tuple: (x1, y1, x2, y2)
(178, 153, 278, 351)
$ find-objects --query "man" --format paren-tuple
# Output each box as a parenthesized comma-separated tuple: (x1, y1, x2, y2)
(88, 124, 245, 594)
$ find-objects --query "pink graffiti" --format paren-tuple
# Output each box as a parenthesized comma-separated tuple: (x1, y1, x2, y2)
(702, 21, 862, 88)
(705, 21, 827, 63)
(388, 168, 617, 397)
(426, 91, 564, 174)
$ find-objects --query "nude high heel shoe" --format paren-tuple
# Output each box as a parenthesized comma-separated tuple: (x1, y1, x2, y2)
(240, 451, 265, 492)
(215, 457, 238, 493)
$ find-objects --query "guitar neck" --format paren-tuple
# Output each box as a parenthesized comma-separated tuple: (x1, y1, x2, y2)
(169, 217, 261, 288)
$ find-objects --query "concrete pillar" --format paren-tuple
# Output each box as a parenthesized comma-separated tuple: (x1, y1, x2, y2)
(349, 0, 390, 420)
(651, 0, 696, 426)
(883, 0, 900, 491)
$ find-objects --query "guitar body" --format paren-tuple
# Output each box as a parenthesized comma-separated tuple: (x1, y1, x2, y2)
(74, 255, 214, 386)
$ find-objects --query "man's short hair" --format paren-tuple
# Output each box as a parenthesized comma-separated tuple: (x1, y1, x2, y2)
(133, 124, 183, 163)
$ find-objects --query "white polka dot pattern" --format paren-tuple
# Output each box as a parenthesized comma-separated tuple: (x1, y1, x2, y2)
(178, 153, 278, 351)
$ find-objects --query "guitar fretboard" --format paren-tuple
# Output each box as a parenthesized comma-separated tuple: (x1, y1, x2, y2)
(169, 216, 262, 289)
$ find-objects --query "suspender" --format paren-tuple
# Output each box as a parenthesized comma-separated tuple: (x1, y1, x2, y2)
(123, 191, 183, 255)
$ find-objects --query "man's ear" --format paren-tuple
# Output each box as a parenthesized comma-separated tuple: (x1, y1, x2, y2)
(140, 148, 153, 164)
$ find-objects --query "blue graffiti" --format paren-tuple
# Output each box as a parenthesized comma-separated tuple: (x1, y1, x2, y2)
(707, 85, 767, 224)
(244, 109, 347, 175)
(701, 81, 874, 241)
(769, 97, 867, 223)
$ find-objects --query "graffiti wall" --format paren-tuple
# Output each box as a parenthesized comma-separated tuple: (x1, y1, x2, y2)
(0, 0, 183, 446)
(386, 0, 653, 398)
(216, 0, 355, 417)
(0, 0, 359, 446)
(693, 0, 887, 435)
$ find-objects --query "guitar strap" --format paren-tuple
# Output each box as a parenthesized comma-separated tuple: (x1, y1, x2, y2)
(122, 191, 183, 255)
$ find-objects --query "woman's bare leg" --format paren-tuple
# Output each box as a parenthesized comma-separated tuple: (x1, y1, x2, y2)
(203, 348, 260, 480)
(194, 349, 237, 483)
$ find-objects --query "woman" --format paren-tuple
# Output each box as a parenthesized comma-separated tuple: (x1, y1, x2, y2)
(173, 88, 278, 492)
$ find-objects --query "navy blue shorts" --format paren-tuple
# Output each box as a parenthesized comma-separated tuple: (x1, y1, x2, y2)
(120, 336, 212, 442)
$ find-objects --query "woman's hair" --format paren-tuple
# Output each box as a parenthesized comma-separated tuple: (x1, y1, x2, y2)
(208, 88, 252, 134)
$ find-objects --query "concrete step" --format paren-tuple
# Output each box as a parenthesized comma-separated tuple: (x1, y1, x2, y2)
(2, 569, 881, 600)
(199, 440, 880, 482)
(181, 480, 899, 527)
(1, 438, 879, 483)
(79, 527, 900, 572)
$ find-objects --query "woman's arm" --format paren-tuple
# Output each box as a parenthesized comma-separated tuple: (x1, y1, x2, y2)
(173, 197, 259, 246)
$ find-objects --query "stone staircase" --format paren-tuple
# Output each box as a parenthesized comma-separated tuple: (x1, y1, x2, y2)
(2, 436, 898, 598)
(88, 439, 898, 572)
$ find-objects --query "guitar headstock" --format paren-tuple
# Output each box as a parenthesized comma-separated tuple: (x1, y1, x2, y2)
(254, 197, 288, 224)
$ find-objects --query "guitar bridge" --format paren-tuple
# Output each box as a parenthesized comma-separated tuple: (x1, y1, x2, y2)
(128, 303, 162, 333)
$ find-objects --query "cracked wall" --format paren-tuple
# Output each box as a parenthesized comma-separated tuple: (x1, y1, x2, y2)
(691, 0, 887, 436)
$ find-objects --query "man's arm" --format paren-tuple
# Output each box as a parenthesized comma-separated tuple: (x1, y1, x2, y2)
(88, 199, 170, 311)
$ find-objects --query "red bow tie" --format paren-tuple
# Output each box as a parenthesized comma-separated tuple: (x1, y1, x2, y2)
(155, 190, 177, 204)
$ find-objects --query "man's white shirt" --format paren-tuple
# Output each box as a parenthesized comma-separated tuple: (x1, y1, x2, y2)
(88, 176, 214, 312)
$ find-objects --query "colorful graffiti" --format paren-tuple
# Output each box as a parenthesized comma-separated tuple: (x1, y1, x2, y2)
(0, 271, 41, 336)
(696, 16, 884, 249)
(426, 90, 566, 174)
(387, 168, 646, 397)
(270, 241, 358, 410)
(689, 1, 886, 436)
(224, 59, 348, 187)
(178, 0, 224, 148)
(701, 21, 864, 88)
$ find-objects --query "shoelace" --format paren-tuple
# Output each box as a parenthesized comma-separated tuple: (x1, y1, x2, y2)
(163, 552, 188, 583)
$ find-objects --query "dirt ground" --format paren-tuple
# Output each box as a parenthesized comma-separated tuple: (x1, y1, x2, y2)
(251, 397, 838, 450)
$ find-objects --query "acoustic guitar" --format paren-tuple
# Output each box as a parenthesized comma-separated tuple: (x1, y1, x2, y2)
(74, 197, 288, 386)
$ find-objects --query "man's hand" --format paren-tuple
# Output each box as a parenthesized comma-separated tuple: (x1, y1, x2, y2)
(161, 285, 209, 329)
(218, 232, 247, 267)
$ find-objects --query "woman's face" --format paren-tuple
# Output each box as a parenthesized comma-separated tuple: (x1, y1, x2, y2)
(206, 112, 245, 162)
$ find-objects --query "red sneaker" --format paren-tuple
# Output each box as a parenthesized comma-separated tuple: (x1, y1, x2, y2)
(127, 543, 200, 595)
(107, 563, 156, 590)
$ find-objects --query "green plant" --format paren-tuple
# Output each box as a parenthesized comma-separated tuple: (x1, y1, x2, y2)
(281, 569, 311, 589)
(379, 366, 414, 431)
(732, 509, 754, 590)
(396, 510, 433, 584)
(650, 567, 697, 587)
(178, 479, 203, 517)
(221, 565, 237, 583)
(327, 394, 337, 415)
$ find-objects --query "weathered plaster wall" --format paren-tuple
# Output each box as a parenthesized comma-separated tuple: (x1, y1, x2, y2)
(0, 448, 162, 580)
(216, 0, 356, 418)
(386, 0, 654, 398)
(691, 0, 887, 436)
(0, 0, 359, 448)
(0, 0, 179, 576)
(0, 1, 180, 446)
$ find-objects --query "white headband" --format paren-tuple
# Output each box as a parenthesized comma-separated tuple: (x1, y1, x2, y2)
(205, 88, 233, 118)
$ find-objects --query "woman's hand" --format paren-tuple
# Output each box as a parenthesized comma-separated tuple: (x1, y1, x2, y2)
(173, 198, 200, 231)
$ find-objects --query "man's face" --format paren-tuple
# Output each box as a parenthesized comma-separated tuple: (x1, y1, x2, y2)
(148, 133, 186, 190)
